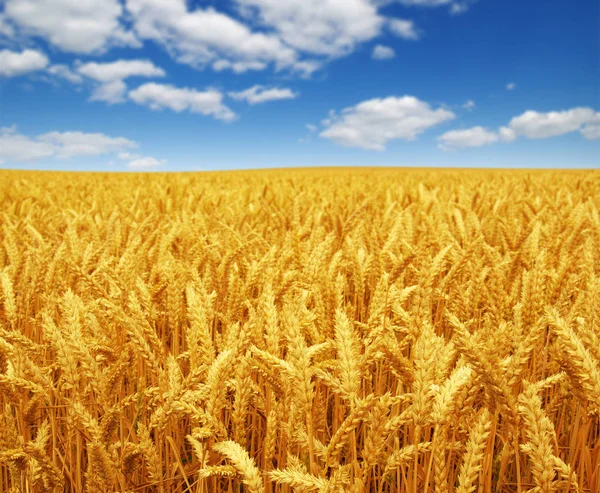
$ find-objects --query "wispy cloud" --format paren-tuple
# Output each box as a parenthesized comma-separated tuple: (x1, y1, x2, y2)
(372, 45, 396, 60)
(129, 83, 237, 122)
(228, 85, 298, 105)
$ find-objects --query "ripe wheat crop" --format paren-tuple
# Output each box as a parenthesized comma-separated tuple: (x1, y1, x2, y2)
(0, 168, 599, 493)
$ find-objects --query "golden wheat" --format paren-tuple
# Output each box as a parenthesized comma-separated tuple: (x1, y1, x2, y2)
(0, 168, 599, 492)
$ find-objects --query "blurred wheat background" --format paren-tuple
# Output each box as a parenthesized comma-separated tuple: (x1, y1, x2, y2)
(0, 168, 598, 493)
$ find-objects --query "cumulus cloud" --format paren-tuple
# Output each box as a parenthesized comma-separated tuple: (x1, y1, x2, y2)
(47, 64, 83, 84)
(129, 83, 237, 122)
(0, 125, 139, 163)
(388, 19, 420, 40)
(3, 0, 139, 53)
(438, 126, 499, 149)
(372, 45, 395, 60)
(320, 96, 455, 150)
(507, 108, 598, 139)
(462, 100, 476, 110)
(228, 85, 297, 105)
(0, 49, 48, 77)
(506, 82, 517, 90)
(235, 0, 384, 57)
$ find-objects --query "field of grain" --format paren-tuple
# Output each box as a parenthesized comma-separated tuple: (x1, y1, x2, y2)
(0, 168, 599, 493)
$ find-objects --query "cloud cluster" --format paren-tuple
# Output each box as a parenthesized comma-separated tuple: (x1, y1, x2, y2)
(320, 96, 455, 150)
(439, 107, 600, 149)
(0, 125, 55, 162)
(76, 59, 166, 103)
(1, 0, 438, 76)
(0, 125, 166, 168)
(0, 125, 136, 162)
(125, 0, 303, 74)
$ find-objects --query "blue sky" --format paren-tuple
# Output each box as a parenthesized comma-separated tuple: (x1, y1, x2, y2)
(0, 0, 598, 171)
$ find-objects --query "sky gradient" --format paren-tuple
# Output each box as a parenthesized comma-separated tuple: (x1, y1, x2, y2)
(0, 0, 598, 171)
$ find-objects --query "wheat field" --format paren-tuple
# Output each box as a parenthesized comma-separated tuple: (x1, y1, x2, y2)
(0, 168, 598, 493)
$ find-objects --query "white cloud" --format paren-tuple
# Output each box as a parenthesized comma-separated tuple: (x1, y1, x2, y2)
(439, 107, 600, 149)
(306, 124, 318, 132)
(47, 64, 83, 84)
(388, 18, 420, 40)
(127, 156, 166, 169)
(507, 108, 598, 139)
(118, 151, 141, 160)
(394, 0, 452, 5)
(235, 0, 384, 57)
(3, 0, 139, 53)
(212, 60, 267, 73)
(38, 131, 137, 158)
(0, 125, 139, 163)
(0, 15, 15, 37)
(498, 126, 516, 142)
(126, 0, 301, 73)
(0, 49, 48, 77)
(90, 80, 128, 104)
(0, 125, 55, 161)
(129, 82, 237, 121)
(76, 59, 166, 105)
(117, 151, 167, 169)
(320, 95, 455, 150)
(438, 126, 499, 149)
(125, 0, 393, 74)
(372, 45, 395, 60)
(506, 82, 517, 90)
(77, 59, 166, 82)
(462, 100, 476, 110)
(390, 0, 472, 12)
(581, 123, 600, 141)
(228, 85, 297, 105)
(449, 3, 469, 14)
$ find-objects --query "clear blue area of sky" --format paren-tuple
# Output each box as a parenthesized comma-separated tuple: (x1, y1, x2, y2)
(0, 0, 598, 171)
